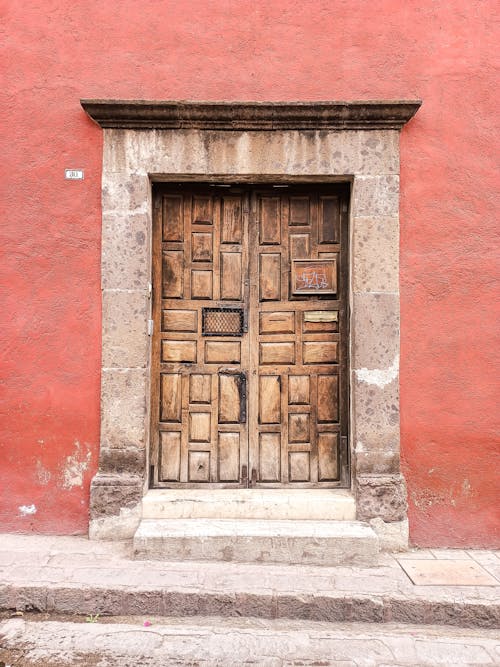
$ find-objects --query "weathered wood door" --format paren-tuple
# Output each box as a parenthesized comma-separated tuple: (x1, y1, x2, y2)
(151, 183, 349, 488)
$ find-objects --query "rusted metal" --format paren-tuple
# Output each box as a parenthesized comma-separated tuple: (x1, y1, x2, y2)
(237, 372, 247, 424)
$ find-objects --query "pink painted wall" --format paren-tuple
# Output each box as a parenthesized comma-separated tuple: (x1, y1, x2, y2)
(1, 1, 498, 546)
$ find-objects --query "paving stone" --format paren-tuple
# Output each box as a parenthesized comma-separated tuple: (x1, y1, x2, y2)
(398, 559, 499, 586)
(1, 618, 499, 667)
(397, 549, 436, 560)
(413, 638, 494, 664)
(431, 549, 471, 560)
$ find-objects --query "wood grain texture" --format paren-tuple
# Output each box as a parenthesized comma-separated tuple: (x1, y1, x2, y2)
(259, 375, 281, 424)
(162, 309, 197, 332)
(160, 374, 182, 422)
(189, 374, 211, 404)
(220, 252, 242, 300)
(151, 184, 349, 488)
(219, 374, 241, 423)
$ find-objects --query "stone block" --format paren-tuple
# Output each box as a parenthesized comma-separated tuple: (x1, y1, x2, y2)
(101, 213, 149, 290)
(90, 473, 144, 519)
(369, 518, 409, 552)
(89, 502, 142, 540)
(352, 175, 399, 217)
(102, 172, 150, 215)
(133, 519, 380, 566)
(352, 292, 400, 370)
(98, 446, 146, 475)
(352, 217, 399, 292)
(102, 129, 127, 172)
(126, 129, 351, 177)
(100, 368, 147, 449)
(352, 376, 400, 474)
(398, 559, 499, 586)
(125, 129, 210, 175)
(141, 488, 356, 521)
(355, 449, 400, 475)
(356, 473, 408, 522)
(102, 289, 149, 368)
(356, 129, 400, 174)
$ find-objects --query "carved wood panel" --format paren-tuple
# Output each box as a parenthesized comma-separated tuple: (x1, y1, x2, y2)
(151, 187, 249, 486)
(151, 184, 349, 487)
(248, 188, 348, 487)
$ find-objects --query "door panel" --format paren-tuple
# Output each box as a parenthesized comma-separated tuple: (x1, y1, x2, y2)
(151, 184, 349, 488)
(248, 188, 348, 487)
(150, 188, 249, 486)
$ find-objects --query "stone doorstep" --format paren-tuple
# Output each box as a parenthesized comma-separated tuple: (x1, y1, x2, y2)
(141, 488, 357, 521)
(133, 518, 380, 566)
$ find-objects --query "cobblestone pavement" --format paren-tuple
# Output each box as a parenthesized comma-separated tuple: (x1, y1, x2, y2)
(1, 615, 500, 666)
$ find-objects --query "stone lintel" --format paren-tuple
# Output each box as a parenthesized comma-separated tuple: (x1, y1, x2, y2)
(81, 99, 421, 131)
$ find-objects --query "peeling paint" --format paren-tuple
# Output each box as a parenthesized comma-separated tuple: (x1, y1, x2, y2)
(355, 356, 398, 388)
(411, 479, 475, 510)
(19, 504, 37, 516)
(35, 460, 51, 485)
(62, 441, 92, 489)
(462, 479, 472, 497)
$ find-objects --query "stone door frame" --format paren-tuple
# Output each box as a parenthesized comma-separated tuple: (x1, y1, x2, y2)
(81, 100, 421, 541)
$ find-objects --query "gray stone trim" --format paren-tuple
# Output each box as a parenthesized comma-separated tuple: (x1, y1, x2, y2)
(90, 473, 144, 519)
(81, 99, 421, 131)
(356, 474, 408, 522)
(86, 103, 420, 539)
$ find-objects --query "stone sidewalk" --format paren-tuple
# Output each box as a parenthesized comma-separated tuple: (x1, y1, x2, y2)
(0, 535, 499, 629)
(1, 616, 500, 666)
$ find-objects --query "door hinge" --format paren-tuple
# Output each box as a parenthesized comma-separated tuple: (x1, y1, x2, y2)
(148, 319, 154, 335)
(238, 372, 247, 423)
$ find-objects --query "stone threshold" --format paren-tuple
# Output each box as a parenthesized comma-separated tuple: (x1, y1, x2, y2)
(136, 490, 377, 566)
(133, 518, 379, 566)
(141, 488, 356, 520)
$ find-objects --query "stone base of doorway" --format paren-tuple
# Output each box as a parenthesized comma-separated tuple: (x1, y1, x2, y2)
(142, 488, 356, 521)
(133, 518, 380, 566)
(134, 488, 381, 566)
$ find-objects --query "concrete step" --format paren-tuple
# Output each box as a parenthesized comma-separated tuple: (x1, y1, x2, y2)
(133, 518, 379, 565)
(141, 488, 356, 521)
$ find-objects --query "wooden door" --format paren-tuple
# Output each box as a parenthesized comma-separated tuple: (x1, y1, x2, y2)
(151, 184, 349, 488)
(150, 186, 250, 487)
(248, 187, 349, 487)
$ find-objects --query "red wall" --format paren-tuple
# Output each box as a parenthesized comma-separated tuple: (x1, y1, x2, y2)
(1, 1, 498, 546)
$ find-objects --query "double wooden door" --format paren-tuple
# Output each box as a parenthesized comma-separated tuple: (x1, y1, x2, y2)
(150, 183, 349, 488)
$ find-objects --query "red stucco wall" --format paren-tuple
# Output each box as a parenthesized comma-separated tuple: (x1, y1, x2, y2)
(1, 1, 498, 546)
